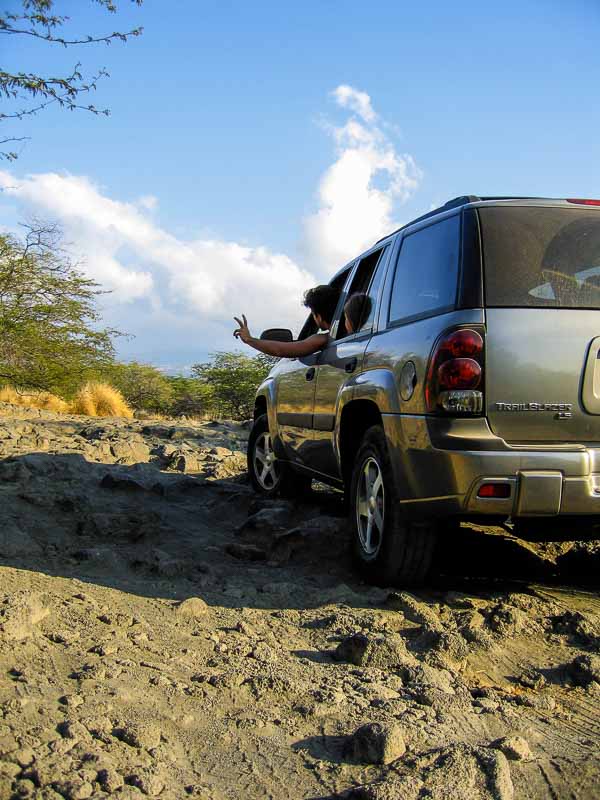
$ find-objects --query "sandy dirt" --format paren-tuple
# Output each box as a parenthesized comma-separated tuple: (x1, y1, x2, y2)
(0, 403, 599, 799)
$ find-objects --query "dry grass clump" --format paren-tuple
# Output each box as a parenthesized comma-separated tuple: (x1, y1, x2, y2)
(0, 386, 20, 405)
(0, 386, 70, 413)
(0, 382, 134, 418)
(35, 393, 70, 413)
(70, 382, 134, 418)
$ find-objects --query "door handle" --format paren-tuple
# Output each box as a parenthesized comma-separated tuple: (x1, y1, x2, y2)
(305, 367, 316, 381)
(345, 357, 358, 373)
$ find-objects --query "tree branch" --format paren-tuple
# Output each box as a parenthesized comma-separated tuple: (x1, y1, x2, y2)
(0, 1, 144, 160)
(0, 24, 143, 46)
(0, 136, 29, 160)
(0, 64, 111, 120)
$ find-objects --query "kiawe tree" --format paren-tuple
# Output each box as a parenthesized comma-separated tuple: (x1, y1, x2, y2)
(0, 222, 119, 393)
(1, 0, 144, 160)
(107, 361, 174, 414)
(191, 353, 276, 420)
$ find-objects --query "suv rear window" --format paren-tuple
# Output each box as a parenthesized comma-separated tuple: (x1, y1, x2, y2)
(480, 206, 600, 308)
(388, 214, 460, 325)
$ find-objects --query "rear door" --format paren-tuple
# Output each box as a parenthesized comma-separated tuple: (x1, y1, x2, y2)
(481, 204, 600, 443)
(309, 245, 391, 477)
(275, 267, 351, 466)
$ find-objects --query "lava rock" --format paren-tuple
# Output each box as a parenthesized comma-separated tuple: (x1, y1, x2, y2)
(337, 776, 423, 800)
(334, 632, 370, 665)
(237, 506, 294, 536)
(112, 719, 161, 750)
(347, 722, 406, 765)
(225, 543, 267, 561)
(96, 767, 124, 792)
(0, 520, 42, 558)
(568, 653, 600, 687)
(0, 591, 50, 641)
(491, 735, 533, 761)
(334, 633, 412, 670)
(176, 597, 209, 618)
(550, 610, 600, 649)
(386, 592, 444, 635)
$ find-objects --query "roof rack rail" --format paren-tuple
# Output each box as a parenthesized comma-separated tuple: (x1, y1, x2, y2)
(478, 195, 545, 201)
(375, 195, 481, 244)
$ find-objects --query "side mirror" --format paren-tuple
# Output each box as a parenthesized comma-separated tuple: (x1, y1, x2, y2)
(260, 328, 293, 342)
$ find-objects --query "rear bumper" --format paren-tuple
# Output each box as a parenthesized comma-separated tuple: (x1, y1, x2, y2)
(382, 414, 600, 518)
(466, 471, 600, 516)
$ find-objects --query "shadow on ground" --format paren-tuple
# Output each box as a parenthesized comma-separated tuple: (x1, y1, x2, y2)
(0, 451, 598, 612)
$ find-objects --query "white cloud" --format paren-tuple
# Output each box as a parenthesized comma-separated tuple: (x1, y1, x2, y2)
(137, 194, 159, 211)
(332, 85, 377, 123)
(304, 85, 421, 273)
(0, 171, 315, 343)
(0, 172, 155, 302)
(0, 86, 422, 365)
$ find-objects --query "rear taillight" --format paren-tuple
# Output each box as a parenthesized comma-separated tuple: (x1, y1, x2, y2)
(566, 198, 600, 206)
(426, 327, 484, 414)
(437, 358, 481, 390)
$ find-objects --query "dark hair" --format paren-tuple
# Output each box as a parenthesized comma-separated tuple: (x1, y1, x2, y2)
(344, 292, 372, 333)
(303, 284, 341, 327)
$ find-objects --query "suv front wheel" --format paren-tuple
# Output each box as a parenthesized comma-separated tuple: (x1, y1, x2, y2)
(247, 414, 311, 498)
(349, 425, 436, 586)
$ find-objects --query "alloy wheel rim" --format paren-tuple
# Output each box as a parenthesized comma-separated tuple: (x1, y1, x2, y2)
(356, 456, 385, 556)
(254, 431, 280, 490)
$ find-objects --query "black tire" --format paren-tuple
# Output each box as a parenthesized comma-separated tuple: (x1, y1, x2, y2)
(247, 414, 312, 498)
(349, 425, 436, 586)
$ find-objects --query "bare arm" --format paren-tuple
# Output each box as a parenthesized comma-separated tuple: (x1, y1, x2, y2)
(233, 315, 328, 357)
(242, 333, 328, 358)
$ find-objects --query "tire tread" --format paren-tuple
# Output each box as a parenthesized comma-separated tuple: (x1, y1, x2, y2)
(350, 425, 436, 586)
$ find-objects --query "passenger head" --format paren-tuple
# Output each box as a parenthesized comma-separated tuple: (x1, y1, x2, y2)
(303, 284, 341, 331)
(344, 292, 371, 335)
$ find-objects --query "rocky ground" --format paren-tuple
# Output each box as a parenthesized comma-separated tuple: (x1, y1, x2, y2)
(0, 402, 599, 800)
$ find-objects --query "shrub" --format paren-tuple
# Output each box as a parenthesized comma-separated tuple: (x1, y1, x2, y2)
(0, 385, 70, 413)
(34, 392, 70, 413)
(191, 352, 276, 420)
(167, 375, 214, 418)
(107, 361, 174, 414)
(70, 382, 133, 418)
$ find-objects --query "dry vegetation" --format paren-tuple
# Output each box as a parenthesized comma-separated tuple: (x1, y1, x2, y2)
(70, 381, 134, 418)
(0, 386, 70, 414)
(0, 382, 133, 418)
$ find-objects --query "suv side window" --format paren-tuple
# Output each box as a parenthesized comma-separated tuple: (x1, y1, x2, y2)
(298, 266, 353, 340)
(336, 246, 388, 340)
(388, 214, 460, 326)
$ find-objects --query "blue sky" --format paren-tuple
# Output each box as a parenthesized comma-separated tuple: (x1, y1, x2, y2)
(1, 0, 599, 369)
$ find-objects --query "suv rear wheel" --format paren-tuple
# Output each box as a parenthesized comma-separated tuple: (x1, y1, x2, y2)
(247, 414, 311, 498)
(349, 425, 436, 586)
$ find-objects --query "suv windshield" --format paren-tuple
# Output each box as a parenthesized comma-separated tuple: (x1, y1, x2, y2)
(480, 206, 600, 309)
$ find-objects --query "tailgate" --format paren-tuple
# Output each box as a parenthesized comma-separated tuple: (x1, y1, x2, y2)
(479, 204, 600, 444)
(486, 308, 600, 443)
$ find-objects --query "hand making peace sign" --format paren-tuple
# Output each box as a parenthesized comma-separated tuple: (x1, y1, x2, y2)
(233, 314, 252, 343)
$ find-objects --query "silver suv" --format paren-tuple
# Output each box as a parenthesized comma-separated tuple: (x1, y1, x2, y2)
(248, 195, 600, 585)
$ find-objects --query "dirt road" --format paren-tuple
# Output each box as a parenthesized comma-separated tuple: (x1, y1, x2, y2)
(0, 405, 599, 799)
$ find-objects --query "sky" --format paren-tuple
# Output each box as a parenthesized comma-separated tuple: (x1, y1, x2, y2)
(1, 0, 599, 371)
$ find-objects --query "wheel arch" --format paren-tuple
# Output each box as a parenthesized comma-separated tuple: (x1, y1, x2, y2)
(253, 394, 267, 421)
(253, 378, 278, 437)
(338, 399, 384, 489)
